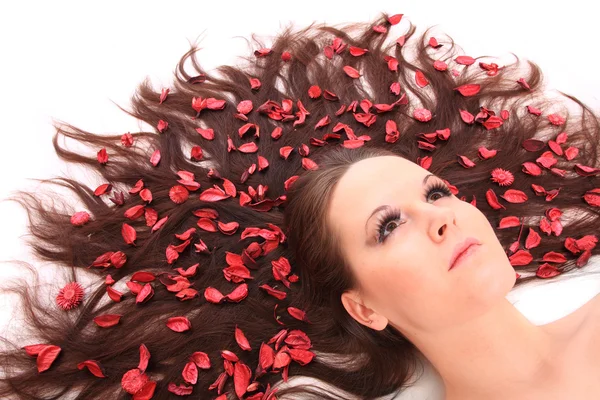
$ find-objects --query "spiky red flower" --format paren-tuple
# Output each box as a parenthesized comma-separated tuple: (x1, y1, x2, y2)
(490, 168, 514, 186)
(56, 282, 84, 310)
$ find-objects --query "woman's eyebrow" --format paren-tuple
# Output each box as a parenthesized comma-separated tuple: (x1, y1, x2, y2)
(364, 173, 435, 235)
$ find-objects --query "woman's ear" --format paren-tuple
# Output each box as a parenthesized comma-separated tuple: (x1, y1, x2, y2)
(341, 290, 388, 331)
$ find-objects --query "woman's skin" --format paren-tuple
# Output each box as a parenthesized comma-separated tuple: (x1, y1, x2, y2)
(329, 155, 600, 399)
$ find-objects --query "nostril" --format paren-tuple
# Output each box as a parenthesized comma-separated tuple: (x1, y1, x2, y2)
(439, 225, 445, 235)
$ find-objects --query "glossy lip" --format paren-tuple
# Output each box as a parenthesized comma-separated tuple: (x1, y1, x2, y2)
(448, 237, 482, 271)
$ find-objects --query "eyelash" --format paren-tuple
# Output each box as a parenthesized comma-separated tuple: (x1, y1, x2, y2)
(375, 181, 453, 244)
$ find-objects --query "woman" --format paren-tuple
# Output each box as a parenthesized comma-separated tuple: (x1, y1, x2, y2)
(1, 11, 600, 400)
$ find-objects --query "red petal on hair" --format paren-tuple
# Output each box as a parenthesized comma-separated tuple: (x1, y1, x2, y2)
(576, 249, 592, 267)
(23, 344, 48, 357)
(287, 307, 309, 322)
(415, 70, 429, 87)
(536, 263, 561, 278)
(525, 228, 542, 249)
(576, 235, 598, 251)
(526, 105, 542, 116)
(433, 60, 447, 71)
(413, 108, 432, 122)
(166, 316, 192, 332)
(77, 360, 106, 378)
(204, 287, 225, 304)
(70, 211, 91, 226)
(238, 142, 259, 153)
(485, 189, 506, 210)
(387, 57, 399, 72)
(195, 128, 215, 140)
(190, 351, 211, 369)
(517, 78, 531, 90)
(501, 189, 528, 203)
(157, 119, 168, 133)
(139, 188, 153, 203)
(542, 251, 567, 263)
(237, 100, 253, 115)
(197, 218, 217, 232)
(574, 163, 600, 176)
(36, 345, 61, 373)
(151, 216, 168, 232)
(459, 109, 475, 124)
(259, 284, 287, 300)
(218, 221, 239, 235)
(343, 66, 360, 78)
(249, 77, 261, 90)
(97, 148, 108, 164)
(301, 157, 318, 170)
(159, 88, 169, 104)
(483, 115, 504, 130)
(454, 55, 475, 65)
(583, 188, 600, 207)
(135, 283, 154, 304)
(181, 361, 198, 385)
(93, 314, 122, 328)
(199, 188, 230, 202)
(457, 155, 476, 168)
(258, 155, 269, 171)
(124, 205, 145, 220)
(478, 147, 497, 160)
(387, 13, 403, 25)
(522, 139, 545, 152)
(308, 85, 322, 98)
(254, 48, 272, 57)
(555, 131, 568, 144)
(105, 274, 115, 285)
(281, 51, 292, 61)
(522, 162, 542, 176)
(500, 109, 509, 120)
(539, 217, 552, 235)
(150, 149, 161, 166)
(279, 146, 293, 160)
(226, 283, 249, 303)
(134, 380, 157, 400)
(94, 183, 112, 196)
(349, 46, 368, 56)
(547, 140, 563, 156)
(121, 368, 149, 395)
(55, 281, 85, 310)
(396, 35, 406, 46)
(428, 37, 442, 48)
(498, 216, 521, 229)
(509, 249, 533, 266)
(121, 133, 134, 147)
(235, 325, 252, 351)
(390, 82, 401, 95)
(564, 146, 579, 161)
(121, 223, 137, 245)
(106, 286, 123, 302)
(130, 271, 156, 283)
(168, 382, 194, 396)
(314, 115, 331, 130)
(454, 84, 480, 97)
(288, 348, 315, 366)
(190, 145, 204, 161)
(372, 25, 387, 33)
(221, 350, 240, 362)
(233, 362, 252, 398)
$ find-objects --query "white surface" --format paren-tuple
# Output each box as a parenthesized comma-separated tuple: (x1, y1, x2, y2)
(1, 1, 599, 399)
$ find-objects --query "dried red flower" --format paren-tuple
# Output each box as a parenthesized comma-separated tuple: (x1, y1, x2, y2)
(56, 282, 84, 310)
(490, 168, 514, 186)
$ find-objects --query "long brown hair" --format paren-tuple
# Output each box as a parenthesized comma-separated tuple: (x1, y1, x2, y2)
(1, 12, 600, 400)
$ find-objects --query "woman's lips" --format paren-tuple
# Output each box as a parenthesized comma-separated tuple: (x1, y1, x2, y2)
(449, 238, 481, 270)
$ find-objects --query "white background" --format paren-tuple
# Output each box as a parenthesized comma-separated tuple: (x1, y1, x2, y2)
(1, 1, 599, 399)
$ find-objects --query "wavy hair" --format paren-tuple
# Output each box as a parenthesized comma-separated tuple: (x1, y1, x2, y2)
(1, 12, 600, 400)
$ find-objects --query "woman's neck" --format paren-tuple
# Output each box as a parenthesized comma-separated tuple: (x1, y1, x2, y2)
(403, 298, 566, 400)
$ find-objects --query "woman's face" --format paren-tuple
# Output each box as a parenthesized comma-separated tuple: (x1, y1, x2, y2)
(328, 156, 516, 334)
